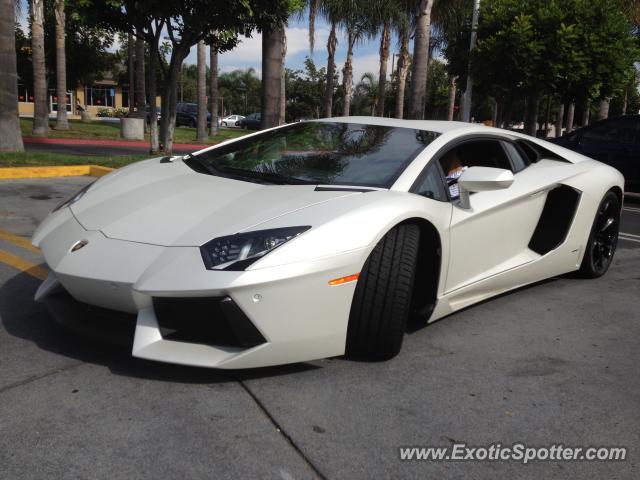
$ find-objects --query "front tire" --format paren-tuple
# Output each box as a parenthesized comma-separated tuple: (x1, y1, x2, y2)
(346, 224, 420, 360)
(579, 191, 620, 278)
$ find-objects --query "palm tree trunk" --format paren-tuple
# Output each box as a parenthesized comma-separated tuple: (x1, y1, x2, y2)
(446, 75, 457, 121)
(135, 32, 146, 119)
(596, 98, 610, 121)
(394, 27, 410, 119)
(147, 32, 159, 153)
(565, 103, 575, 133)
(54, 0, 68, 130)
(279, 31, 287, 124)
(31, 0, 48, 136)
(408, 0, 434, 120)
(342, 29, 356, 117)
(324, 21, 337, 118)
(581, 100, 590, 127)
(261, 23, 284, 129)
(196, 40, 207, 142)
(160, 46, 188, 153)
(0, 0, 24, 151)
(555, 103, 564, 137)
(523, 91, 539, 136)
(375, 20, 391, 117)
(209, 44, 219, 136)
(127, 33, 135, 117)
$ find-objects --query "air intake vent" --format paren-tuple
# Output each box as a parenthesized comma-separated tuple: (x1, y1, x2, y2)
(528, 185, 581, 255)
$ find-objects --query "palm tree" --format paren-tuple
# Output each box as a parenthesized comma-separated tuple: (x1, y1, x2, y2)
(323, 21, 338, 117)
(31, 0, 48, 136)
(408, 0, 435, 119)
(375, 18, 391, 116)
(0, 0, 24, 151)
(261, 23, 285, 128)
(196, 40, 207, 142)
(127, 33, 135, 118)
(53, 0, 68, 130)
(337, 0, 371, 116)
(355, 72, 379, 114)
(209, 43, 219, 135)
(134, 31, 146, 120)
(393, 8, 411, 118)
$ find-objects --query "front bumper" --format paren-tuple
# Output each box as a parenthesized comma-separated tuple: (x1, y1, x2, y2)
(34, 208, 365, 369)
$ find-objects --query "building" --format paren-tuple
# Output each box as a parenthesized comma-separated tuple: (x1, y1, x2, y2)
(18, 79, 160, 118)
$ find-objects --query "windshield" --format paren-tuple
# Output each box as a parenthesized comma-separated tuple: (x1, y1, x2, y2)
(185, 121, 439, 188)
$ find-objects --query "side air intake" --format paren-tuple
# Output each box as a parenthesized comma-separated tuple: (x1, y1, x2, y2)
(528, 185, 581, 255)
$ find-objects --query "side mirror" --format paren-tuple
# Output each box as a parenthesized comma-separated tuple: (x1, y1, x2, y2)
(457, 167, 514, 209)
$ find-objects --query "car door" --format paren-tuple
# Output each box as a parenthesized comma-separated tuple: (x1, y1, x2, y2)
(441, 137, 557, 293)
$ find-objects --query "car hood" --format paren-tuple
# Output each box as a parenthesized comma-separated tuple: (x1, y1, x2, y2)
(71, 159, 357, 247)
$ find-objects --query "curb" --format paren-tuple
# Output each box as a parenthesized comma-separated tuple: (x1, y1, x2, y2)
(0, 165, 115, 180)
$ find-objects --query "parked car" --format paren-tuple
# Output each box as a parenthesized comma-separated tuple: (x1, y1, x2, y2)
(550, 115, 639, 193)
(33, 118, 623, 368)
(220, 115, 245, 128)
(239, 112, 261, 130)
(175, 102, 211, 128)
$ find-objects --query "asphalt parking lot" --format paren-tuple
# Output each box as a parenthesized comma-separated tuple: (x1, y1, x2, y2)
(0, 177, 639, 479)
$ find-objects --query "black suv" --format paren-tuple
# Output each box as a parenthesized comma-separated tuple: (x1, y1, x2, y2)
(239, 112, 261, 130)
(551, 115, 640, 193)
(176, 102, 211, 128)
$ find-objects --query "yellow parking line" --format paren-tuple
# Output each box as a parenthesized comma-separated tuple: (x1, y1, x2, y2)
(0, 165, 114, 180)
(0, 250, 48, 280)
(0, 229, 40, 253)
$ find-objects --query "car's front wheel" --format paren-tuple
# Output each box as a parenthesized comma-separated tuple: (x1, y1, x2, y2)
(346, 224, 420, 360)
(579, 191, 620, 278)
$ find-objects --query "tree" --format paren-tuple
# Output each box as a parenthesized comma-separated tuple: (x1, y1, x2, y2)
(408, 0, 435, 119)
(208, 42, 219, 135)
(196, 40, 207, 141)
(261, 24, 285, 128)
(54, 0, 68, 129)
(74, 0, 290, 152)
(134, 31, 145, 119)
(469, 0, 637, 135)
(0, 0, 24, 151)
(126, 32, 135, 117)
(31, 0, 48, 136)
(393, 8, 411, 118)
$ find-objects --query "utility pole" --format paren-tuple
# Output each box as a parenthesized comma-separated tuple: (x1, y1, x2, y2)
(461, 0, 480, 122)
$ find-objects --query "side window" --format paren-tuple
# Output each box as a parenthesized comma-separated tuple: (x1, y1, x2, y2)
(438, 140, 512, 199)
(414, 162, 448, 202)
(502, 142, 528, 172)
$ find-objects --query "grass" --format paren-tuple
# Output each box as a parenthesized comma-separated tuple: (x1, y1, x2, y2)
(0, 151, 149, 169)
(20, 118, 248, 144)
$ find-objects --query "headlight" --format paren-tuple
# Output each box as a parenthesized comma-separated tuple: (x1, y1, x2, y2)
(200, 226, 311, 270)
(52, 181, 94, 212)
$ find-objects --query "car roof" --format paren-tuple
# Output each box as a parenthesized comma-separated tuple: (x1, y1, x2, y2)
(318, 116, 480, 134)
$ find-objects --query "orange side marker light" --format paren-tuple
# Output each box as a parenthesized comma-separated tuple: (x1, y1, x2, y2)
(328, 273, 360, 286)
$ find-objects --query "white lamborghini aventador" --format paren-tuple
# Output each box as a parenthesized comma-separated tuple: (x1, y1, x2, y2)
(32, 117, 624, 368)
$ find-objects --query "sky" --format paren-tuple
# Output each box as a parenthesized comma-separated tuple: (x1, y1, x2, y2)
(17, 2, 397, 83)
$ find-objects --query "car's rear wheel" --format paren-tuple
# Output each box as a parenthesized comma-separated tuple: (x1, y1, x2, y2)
(346, 224, 420, 360)
(579, 191, 620, 278)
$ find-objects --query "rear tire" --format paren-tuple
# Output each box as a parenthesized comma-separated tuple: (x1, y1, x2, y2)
(346, 224, 420, 360)
(578, 191, 620, 278)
